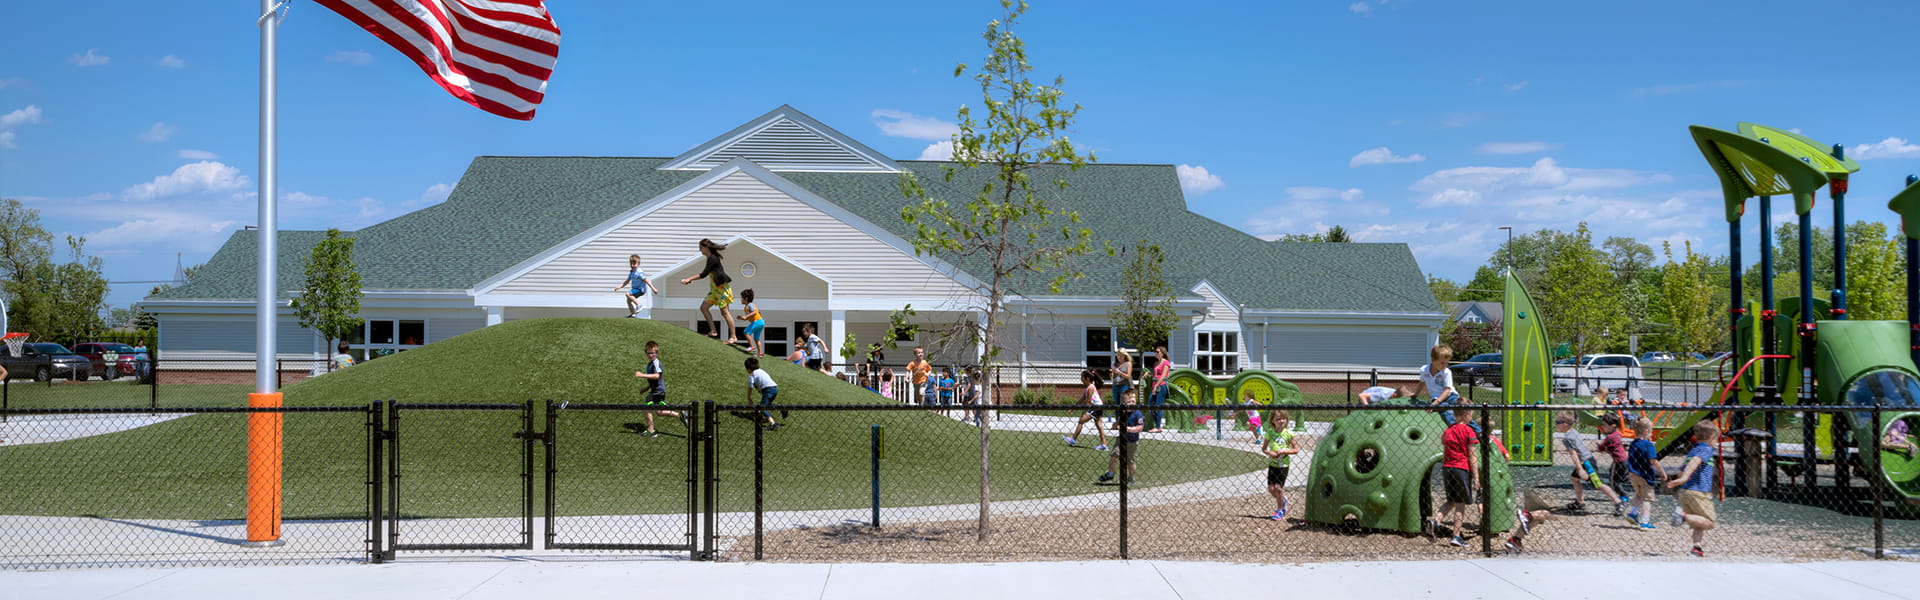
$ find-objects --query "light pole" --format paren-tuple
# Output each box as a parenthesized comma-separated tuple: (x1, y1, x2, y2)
(1497, 226, 1513, 273)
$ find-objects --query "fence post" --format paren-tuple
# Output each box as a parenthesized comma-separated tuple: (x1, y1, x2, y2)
(1873, 406, 1885, 559)
(754, 401, 764, 561)
(703, 399, 717, 561)
(1479, 407, 1494, 557)
(149, 355, 159, 413)
(1369, 368, 1378, 387)
(367, 400, 385, 563)
(544, 400, 558, 552)
(1119, 423, 1130, 560)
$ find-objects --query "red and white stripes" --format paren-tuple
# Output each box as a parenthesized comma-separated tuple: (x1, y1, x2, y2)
(314, 0, 560, 120)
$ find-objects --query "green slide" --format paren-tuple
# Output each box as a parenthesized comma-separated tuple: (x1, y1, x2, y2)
(1813, 320, 1920, 500)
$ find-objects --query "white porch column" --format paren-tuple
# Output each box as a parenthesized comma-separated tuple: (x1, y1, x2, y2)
(1018, 306, 1028, 388)
(829, 310, 846, 374)
(484, 306, 504, 326)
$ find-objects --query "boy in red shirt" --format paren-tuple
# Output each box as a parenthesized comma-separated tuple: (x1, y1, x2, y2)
(1438, 406, 1479, 547)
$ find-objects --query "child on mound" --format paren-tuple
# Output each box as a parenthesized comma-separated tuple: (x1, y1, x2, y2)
(632, 340, 687, 437)
(680, 239, 737, 343)
(746, 356, 780, 431)
(735, 289, 767, 356)
(1665, 419, 1721, 557)
(614, 254, 661, 318)
(1261, 409, 1299, 520)
(1554, 411, 1625, 516)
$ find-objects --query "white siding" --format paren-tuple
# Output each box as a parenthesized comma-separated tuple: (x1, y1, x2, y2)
(684, 118, 893, 172)
(492, 171, 972, 302)
(1189, 282, 1248, 370)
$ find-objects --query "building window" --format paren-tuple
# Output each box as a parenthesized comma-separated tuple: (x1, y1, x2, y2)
(347, 319, 425, 362)
(763, 326, 790, 359)
(1084, 326, 1114, 371)
(1194, 330, 1238, 374)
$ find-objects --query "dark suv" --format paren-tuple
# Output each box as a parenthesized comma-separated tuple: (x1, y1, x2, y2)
(72, 342, 140, 380)
(1, 342, 93, 382)
(1450, 352, 1503, 385)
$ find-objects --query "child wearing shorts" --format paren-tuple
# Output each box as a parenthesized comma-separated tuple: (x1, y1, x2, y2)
(632, 340, 686, 436)
(1624, 417, 1666, 529)
(1665, 419, 1720, 557)
(1262, 410, 1299, 520)
(614, 254, 661, 318)
(736, 288, 767, 356)
(1096, 388, 1144, 486)
(1555, 411, 1625, 516)
(1438, 406, 1479, 547)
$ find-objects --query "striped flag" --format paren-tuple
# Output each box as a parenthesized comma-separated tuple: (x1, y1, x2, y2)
(314, 0, 561, 120)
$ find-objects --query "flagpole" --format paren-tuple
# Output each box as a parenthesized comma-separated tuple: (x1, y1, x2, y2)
(246, 0, 287, 548)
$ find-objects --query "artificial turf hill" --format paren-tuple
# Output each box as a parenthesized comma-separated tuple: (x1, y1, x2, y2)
(0, 318, 1261, 520)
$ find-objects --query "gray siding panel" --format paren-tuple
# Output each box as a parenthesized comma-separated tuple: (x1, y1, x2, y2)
(1264, 326, 1429, 368)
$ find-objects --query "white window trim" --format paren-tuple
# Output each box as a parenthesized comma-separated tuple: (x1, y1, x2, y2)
(1192, 329, 1240, 374)
(349, 318, 429, 360)
(1083, 325, 1115, 369)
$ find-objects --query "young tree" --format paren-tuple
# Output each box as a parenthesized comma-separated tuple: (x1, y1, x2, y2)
(289, 229, 363, 369)
(1108, 242, 1177, 352)
(1845, 221, 1906, 321)
(1428, 275, 1461, 308)
(1274, 224, 1351, 243)
(0, 199, 108, 339)
(898, 0, 1107, 540)
(1457, 265, 1504, 302)
(1661, 241, 1722, 354)
(1539, 223, 1626, 358)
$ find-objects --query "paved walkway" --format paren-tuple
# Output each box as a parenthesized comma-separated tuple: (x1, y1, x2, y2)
(5, 559, 1914, 600)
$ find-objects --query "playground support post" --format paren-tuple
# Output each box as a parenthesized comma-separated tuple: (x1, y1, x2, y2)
(1799, 210, 1818, 492)
(1760, 196, 1780, 490)
(1872, 407, 1884, 559)
(1831, 144, 1848, 319)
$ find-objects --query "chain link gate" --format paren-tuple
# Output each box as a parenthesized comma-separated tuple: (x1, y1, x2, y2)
(544, 401, 703, 560)
(373, 401, 535, 559)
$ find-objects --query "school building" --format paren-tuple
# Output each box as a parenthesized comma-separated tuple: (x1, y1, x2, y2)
(142, 106, 1445, 379)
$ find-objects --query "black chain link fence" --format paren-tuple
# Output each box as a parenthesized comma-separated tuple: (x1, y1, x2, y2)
(4, 400, 1915, 568)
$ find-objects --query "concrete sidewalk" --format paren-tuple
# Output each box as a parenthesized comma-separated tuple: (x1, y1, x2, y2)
(5, 559, 1913, 600)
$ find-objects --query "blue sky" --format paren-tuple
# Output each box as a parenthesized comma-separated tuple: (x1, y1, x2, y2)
(3, 0, 1919, 311)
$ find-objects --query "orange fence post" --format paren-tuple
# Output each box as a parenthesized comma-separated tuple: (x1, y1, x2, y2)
(245, 392, 285, 546)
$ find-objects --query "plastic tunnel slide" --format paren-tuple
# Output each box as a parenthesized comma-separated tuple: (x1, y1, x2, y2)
(1303, 409, 1515, 534)
(1813, 320, 1920, 502)
(1501, 270, 1554, 466)
(1160, 368, 1304, 433)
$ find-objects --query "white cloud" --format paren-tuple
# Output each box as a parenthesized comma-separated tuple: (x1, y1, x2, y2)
(176, 149, 218, 160)
(158, 54, 185, 69)
(1285, 187, 1363, 201)
(1349, 2, 1374, 16)
(0, 77, 26, 89)
(1438, 112, 1484, 128)
(1176, 164, 1225, 196)
(86, 217, 239, 250)
(0, 105, 41, 149)
(0, 132, 14, 150)
(136, 122, 177, 143)
(1630, 80, 1750, 97)
(1411, 157, 1671, 195)
(326, 50, 374, 65)
(419, 183, 454, 205)
(122, 161, 250, 201)
(1502, 81, 1528, 92)
(1477, 141, 1561, 155)
(1851, 137, 1920, 160)
(1422, 188, 1481, 208)
(1350, 147, 1426, 167)
(871, 109, 958, 141)
(68, 49, 110, 67)
(917, 141, 955, 161)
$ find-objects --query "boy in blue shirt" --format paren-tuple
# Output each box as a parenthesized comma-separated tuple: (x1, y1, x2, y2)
(746, 357, 780, 431)
(1096, 388, 1144, 486)
(614, 254, 660, 318)
(1665, 420, 1720, 557)
(1623, 417, 1666, 529)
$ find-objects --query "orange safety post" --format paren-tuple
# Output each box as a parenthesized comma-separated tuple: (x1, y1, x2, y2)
(246, 392, 284, 545)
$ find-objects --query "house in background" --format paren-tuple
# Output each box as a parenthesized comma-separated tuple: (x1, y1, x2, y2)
(1447, 301, 1503, 326)
(142, 106, 1445, 381)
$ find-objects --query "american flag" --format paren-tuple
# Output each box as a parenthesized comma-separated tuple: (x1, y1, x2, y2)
(314, 0, 561, 120)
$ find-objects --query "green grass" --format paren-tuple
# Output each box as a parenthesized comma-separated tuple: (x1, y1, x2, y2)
(0, 318, 1261, 519)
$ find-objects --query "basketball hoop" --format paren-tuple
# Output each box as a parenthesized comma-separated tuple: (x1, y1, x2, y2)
(2, 332, 27, 358)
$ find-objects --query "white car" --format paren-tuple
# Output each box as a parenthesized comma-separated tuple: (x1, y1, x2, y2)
(1552, 354, 1643, 394)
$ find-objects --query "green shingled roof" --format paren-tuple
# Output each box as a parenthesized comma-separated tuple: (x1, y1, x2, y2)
(151, 157, 1437, 314)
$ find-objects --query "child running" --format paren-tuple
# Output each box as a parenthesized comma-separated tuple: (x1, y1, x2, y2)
(735, 289, 767, 356)
(1096, 388, 1145, 486)
(746, 356, 780, 431)
(1437, 405, 1479, 547)
(679, 239, 738, 343)
(614, 254, 661, 318)
(907, 347, 934, 406)
(632, 340, 687, 437)
(1262, 409, 1299, 520)
(937, 367, 957, 417)
(1665, 420, 1721, 557)
(1064, 369, 1110, 451)
(1624, 417, 1667, 529)
(1555, 411, 1625, 516)
(1597, 413, 1632, 507)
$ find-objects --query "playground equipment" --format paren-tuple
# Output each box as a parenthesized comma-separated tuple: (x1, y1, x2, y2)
(1501, 270, 1554, 465)
(1302, 409, 1515, 534)
(1160, 368, 1303, 433)
(1684, 122, 1920, 507)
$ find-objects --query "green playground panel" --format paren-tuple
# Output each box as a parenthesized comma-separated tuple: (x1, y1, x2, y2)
(1502, 270, 1554, 466)
(1303, 409, 1515, 535)
(1162, 368, 1304, 433)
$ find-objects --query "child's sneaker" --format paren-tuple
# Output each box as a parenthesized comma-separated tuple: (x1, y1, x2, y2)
(1625, 509, 1639, 524)
(1689, 546, 1705, 557)
(1565, 501, 1585, 513)
(1504, 538, 1522, 554)
(1095, 444, 1108, 452)
(1639, 522, 1657, 530)
(1123, 478, 1137, 486)
(1448, 536, 1468, 547)
(1095, 472, 1114, 484)
(1670, 507, 1686, 527)
(1612, 503, 1625, 517)
(1271, 509, 1286, 520)
(1063, 436, 1077, 446)
(641, 430, 658, 438)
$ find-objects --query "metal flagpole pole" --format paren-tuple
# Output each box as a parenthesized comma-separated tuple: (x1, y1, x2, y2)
(245, 0, 288, 547)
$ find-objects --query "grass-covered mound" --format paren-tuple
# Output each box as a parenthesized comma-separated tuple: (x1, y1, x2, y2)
(0, 319, 1263, 520)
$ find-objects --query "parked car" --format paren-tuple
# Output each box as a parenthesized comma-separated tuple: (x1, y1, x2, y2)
(1551, 353, 1643, 394)
(1450, 352, 1503, 385)
(71, 342, 139, 380)
(1638, 351, 1677, 364)
(1, 342, 93, 382)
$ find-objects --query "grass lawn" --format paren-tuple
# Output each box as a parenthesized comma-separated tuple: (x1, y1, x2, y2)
(0, 318, 1260, 519)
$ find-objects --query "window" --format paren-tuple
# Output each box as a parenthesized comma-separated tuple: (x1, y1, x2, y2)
(347, 319, 425, 362)
(1084, 327, 1114, 371)
(1194, 330, 1238, 373)
(763, 326, 790, 359)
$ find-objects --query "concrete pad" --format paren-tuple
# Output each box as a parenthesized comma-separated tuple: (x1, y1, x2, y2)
(1796, 561, 1920, 599)
(1474, 559, 1908, 600)
(820, 561, 1180, 600)
(1155, 559, 1537, 600)
(462, 562, 832, 600)
(98, 563, 509, 600)
(0, 567, 178, 600)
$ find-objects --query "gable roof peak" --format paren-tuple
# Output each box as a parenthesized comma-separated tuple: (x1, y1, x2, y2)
(659, 105, 904, 173)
